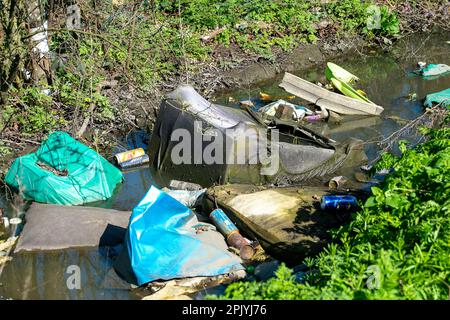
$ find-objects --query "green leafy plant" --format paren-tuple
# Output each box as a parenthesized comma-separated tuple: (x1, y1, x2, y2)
(215, 124, 450, 300)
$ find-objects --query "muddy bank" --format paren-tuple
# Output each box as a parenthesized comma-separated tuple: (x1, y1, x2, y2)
(220, 35, 366, 89)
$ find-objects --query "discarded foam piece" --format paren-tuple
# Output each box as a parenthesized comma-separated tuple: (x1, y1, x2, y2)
(14, 203, 130, 252)
(205, 184, 365, 264)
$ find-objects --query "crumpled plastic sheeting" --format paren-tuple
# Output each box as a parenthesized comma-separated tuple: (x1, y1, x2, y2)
(123, 186, 243, 286)
(420, 64, 450, 78)
(424, 88, 450, 108)
(4, 131, 123, 205)
(164, 188, 206, 207)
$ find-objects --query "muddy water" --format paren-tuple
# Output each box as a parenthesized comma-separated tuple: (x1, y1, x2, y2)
(1, 31, 449, 299)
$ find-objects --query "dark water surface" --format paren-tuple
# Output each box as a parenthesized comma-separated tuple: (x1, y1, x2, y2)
(0, 31, 449, 299)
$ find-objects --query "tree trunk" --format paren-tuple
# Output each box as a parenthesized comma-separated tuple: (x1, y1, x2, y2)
(26, 0, 51, 85)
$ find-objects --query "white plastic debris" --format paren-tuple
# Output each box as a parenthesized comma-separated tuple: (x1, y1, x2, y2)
(30, 21, 50, 58)
(2, 217, 9, 229)
(164, 189, 207, 208)
(258, 99, 313, 121)
(9, 218, 22, 225)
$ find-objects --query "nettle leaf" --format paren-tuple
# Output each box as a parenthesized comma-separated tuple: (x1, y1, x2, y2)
(364, 196, 377, 208)
(385, 193, 403, 209)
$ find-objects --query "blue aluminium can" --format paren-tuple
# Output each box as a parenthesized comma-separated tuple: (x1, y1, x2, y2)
(320, 195, 358, 211)
(209, 209, 238, 237)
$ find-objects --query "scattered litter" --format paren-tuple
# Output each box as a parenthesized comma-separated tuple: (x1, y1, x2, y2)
(0, 237, 18, 252)
(114, 148, 145, 165)
(259, 92, 271, 101)
(304, 114, 322, 122)
(192, 223, 214, 234)
(275, 103, 295, 120)
(424, 88, 450, 108)
(163, 188, 206, 207)
(415, 62, 450, 78)
(4, 131, 123, 205)
(417, 61, 426, 69)
(208, 185, 351, 263)
(318, 106, 329, 119)
(407, 92, 417, 101)
(326, 62, 359, 83)
(2, 217, 9, 229)
(115, 186, 243, 286)
(320, 195, 358, 211)
(328, 176, 348, 189)
(355, 172, 370, 183)
(169, 180, 203, 191)
(258, 99, 313, 121)
(8, 218, 22, 225)
(239, 100, 254, 107)
(142, 270, 246, 300)
(259, 92, 296, 102)
(0, 251, 7, 257)
(325, 62, 375, 104)
(119, 154, 149, 169)
(0, 256, 13, 265)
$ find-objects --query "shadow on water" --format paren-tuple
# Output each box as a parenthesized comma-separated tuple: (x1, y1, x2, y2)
(1, 31, 450, 299)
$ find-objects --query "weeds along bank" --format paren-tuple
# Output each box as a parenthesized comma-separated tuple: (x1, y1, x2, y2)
(0, 0, 448, 175)
(213, 111, 450, 300)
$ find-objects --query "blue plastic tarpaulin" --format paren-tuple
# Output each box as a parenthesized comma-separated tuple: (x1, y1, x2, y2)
(124, 186, 243, 285)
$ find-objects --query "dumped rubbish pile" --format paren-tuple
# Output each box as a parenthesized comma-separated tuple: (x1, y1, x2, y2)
(0, 56, 448, 300)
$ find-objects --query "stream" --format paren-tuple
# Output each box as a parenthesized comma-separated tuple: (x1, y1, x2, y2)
(0, 30, 449, 300)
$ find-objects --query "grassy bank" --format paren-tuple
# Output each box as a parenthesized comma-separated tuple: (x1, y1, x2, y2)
(0, 0, 448, 175)
(214, 112, 450, 300)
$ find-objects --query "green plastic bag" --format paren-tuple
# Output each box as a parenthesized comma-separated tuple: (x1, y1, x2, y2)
(5, 131, 123, 205)
(424, 88, 450, 109)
